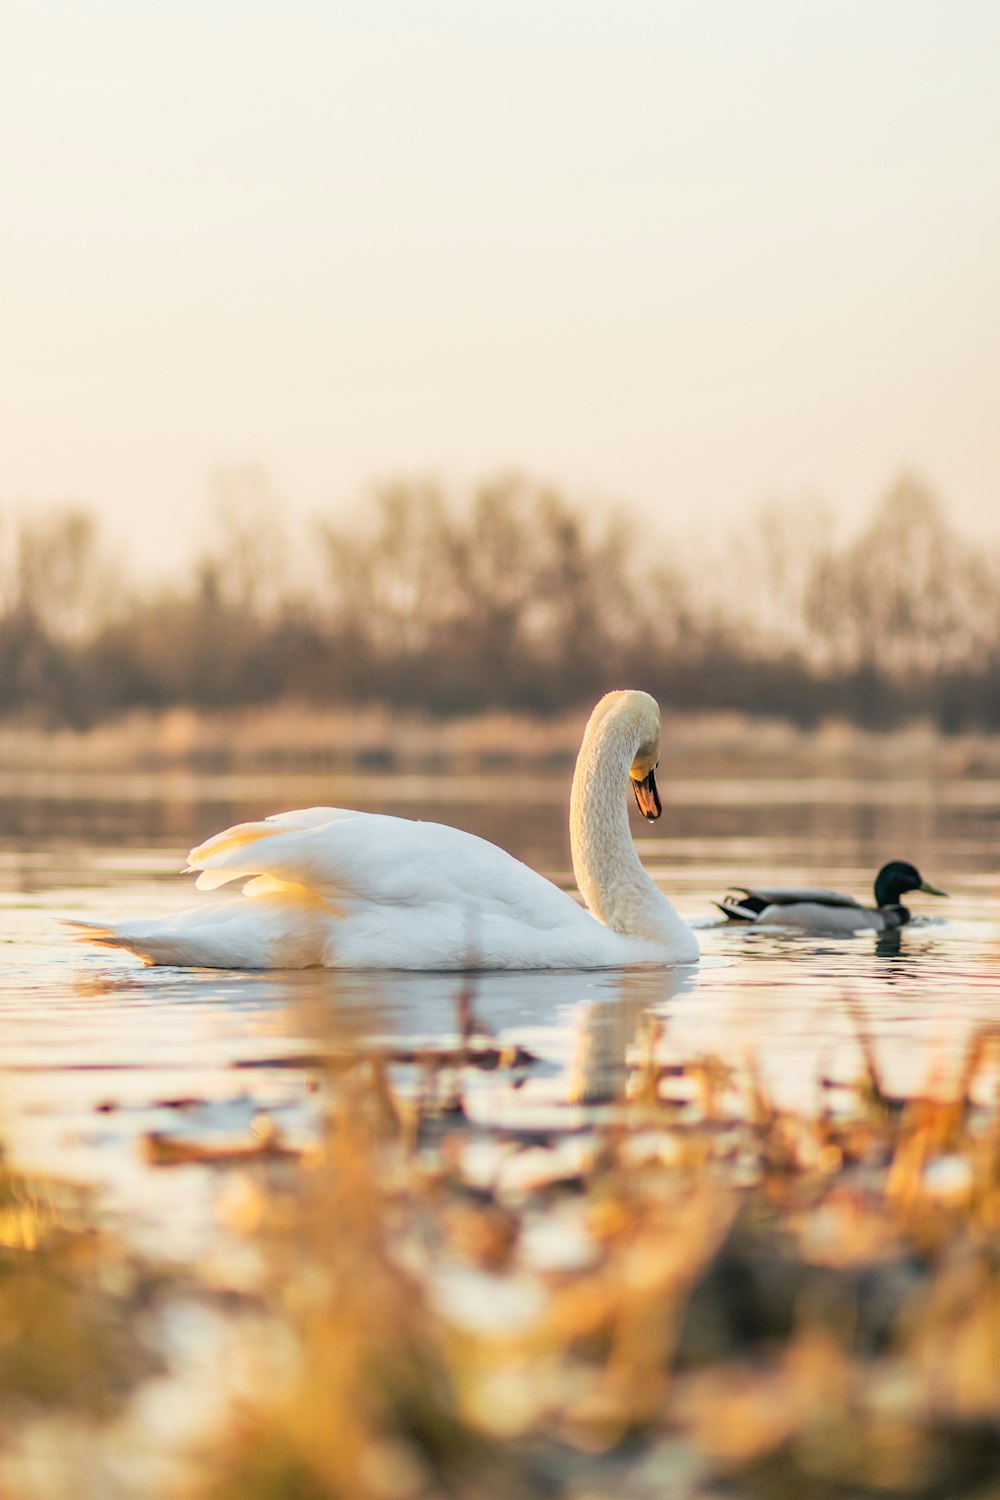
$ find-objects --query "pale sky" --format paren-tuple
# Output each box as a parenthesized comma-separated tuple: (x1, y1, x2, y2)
(3, 0, 999, 569)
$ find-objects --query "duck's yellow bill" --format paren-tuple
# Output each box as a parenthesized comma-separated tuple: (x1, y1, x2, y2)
(919, 880, 948, 897)
(631, 768, 661, 822)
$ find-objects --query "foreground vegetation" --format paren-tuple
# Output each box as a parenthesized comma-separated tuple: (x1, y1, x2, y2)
(192, 1007, 1000, 1500)
(3, 997, 999, 1499)
(3, 473, 1000, 730)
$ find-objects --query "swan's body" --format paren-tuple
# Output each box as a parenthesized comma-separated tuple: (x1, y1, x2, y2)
(717, 860, 947, 934)
(75, 691, 699, 971)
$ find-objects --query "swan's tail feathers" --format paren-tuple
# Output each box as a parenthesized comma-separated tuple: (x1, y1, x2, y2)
(65, 917, 219, 966)
(716, 891, 766, 922)
(67, 901, 327, 969)
(63, 919, 160, 964)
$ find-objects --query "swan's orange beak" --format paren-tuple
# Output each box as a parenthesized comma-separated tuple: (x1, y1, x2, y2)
(631, 767, 661, 822)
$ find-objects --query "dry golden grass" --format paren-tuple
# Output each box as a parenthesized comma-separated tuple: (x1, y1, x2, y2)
(185, 1006, 1000, 1500)
(1, 1001, 998, 1499)
(0, 1151, 164, 1426)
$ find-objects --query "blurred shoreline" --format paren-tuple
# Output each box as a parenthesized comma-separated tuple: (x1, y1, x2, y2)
(6, 480, 1000, 739)
(3, 702, 998, 779)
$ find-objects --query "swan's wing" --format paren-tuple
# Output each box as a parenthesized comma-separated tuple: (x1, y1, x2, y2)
(185, 806, 355, 873)
(186, 806, 583, 929)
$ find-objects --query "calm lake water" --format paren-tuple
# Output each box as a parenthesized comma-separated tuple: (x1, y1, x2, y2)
(1, 765, 998, 1261)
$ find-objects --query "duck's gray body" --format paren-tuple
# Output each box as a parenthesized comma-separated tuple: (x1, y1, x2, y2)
(720, 889, 890, 933)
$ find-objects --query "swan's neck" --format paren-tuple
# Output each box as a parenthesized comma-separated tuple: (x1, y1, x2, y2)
(569, 724, 679, 946)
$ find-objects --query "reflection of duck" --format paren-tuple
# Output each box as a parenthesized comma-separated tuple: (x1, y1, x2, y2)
(717, 860, 947, 934)
(76, 691, 699, 971)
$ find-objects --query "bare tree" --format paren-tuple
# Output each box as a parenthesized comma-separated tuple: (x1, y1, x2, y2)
(807, 477, 992, 677)
(200, 465, 290, 617)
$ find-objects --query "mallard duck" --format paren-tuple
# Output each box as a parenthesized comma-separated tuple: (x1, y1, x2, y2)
(72, 690, 699, 970)
(717, 860, 948, 933)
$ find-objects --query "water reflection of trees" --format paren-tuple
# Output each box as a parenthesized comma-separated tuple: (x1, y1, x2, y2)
(3, 472, 999, 729)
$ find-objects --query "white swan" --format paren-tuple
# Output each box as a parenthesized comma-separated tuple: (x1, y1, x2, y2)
(75, 690, 699, 970)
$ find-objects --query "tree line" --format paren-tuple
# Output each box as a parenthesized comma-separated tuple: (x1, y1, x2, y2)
(1, 472, 998, 730)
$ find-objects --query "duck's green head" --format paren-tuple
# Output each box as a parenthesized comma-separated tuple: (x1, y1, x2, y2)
(874, 860, 947, 909)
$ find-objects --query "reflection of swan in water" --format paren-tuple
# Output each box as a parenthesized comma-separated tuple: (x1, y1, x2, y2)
(566, 967, 695, 1104)
(74, 691, 699, 971)
(316, 964, 698, 1109)
(327, 965, 694, 1051)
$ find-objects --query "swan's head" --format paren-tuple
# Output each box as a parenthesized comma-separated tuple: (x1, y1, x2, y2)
(586, 690, 663, 823)
(629, 717, 661, 823)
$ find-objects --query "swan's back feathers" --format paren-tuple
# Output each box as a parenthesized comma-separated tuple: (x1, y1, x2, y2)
(187, 807, 576, 921)
(176, 806, 666, 967)
(186, 807, 356, 888)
